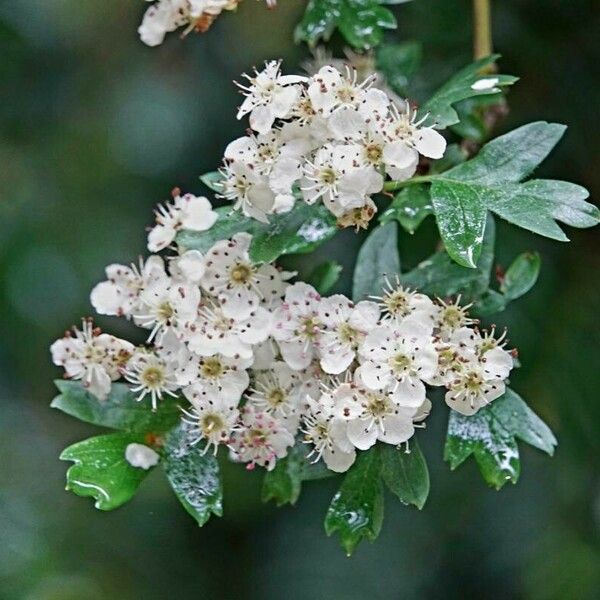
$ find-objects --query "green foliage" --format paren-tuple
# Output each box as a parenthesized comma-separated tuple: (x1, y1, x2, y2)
(199, 170, 224, 192)
(426, 122, 598, 266)
(379, 441, 429, 509)
(444, 388, 557, 489)
(500, 252, 541, 301)
(380, 184, 433, 234)
(419, 55, 518, 129)
(325, 448, 384, 555)
(51, 380, 181, 433)
(295, 0, 404, 50)
(60, 433, 152, 510)
(262, 443, 333, 507)
(162, 424, 223, 526)
(307, 260, 343, 294)
(376, 40, 422, 95)
(352, 221, 400, 301)
(177, 201, 337, 263)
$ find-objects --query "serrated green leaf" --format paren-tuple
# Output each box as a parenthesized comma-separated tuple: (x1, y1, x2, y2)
(352, 221, 400, 301)
(401, 214, 495, 299)
(379, 441, 429, 509)
(60, 432, 151, 510)
(51, 380, 181, 433)
(295, 0, 399, 50)
(380, 184, 432, 234)
(199, 171, 224, 192)
(325, 449, 384, 555)
(419, 55, 518, 129)
(307, 260, 343, 295)
(162, 423, 223, 526)
(500, 252, 541, 300)
(177, 202, 338, 262)
(444, 388, 557, 489)
(376, 41, 422, 96)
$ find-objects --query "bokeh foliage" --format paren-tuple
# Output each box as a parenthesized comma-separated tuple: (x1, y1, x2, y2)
(0, 0, 599, 598)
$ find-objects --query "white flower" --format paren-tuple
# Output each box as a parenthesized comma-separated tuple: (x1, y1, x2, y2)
(357, 321, 438, 407)
(185, 300, 271, 359)
(302, 396, 356, 473)
(318, 295, 380, 374)
(134, 278, 200, 342)
(181, 396, 240, 454)
(50, 320, 134, 401)
(329, 382, 416, 450)
(90, 256, 168, 318)
(148, 191, 218, 252)
(125, 443, 160, 470)
(180, 352, 251, 404)
(201, 233, 264, 319)
(236, 61, 306, 134)
(255, 264, 295, 309)
(123, 348, 180, 410)
(272, 282, 322, 370)
(230, 406, 295, 470)
(434, 297, 477, 340)
(168, 250, 206, 284)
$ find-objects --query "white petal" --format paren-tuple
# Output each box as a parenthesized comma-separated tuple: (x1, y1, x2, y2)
(346, 418, 378, 450)
(414, 128, 447, 159)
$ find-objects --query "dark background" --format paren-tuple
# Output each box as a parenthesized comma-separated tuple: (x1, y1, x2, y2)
(1, 1, 599, 598)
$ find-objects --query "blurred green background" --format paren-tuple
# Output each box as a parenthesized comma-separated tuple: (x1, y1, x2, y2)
(1, 1, 599, 598)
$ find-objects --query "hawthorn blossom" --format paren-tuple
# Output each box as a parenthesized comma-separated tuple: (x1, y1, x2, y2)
(50, 320, 134, 400)
(230, 406, 295, 470)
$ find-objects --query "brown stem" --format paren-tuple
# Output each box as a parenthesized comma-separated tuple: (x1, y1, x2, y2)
(473, 0, 493, 60)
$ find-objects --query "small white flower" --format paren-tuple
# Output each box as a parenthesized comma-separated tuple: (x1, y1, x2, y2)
(169, 250, 206, 284)
(230, 406, 295, 471)
(125, 443, 160, 470)
(357, 321, 438, 407)
(51, 319, 134, 401)
(123, 348, 179, 410)
(318, 295, 380, 374)
(272, 282, 322, 370)
(181, 396, 240, 454)
(147, 191, 218, 252)
(90, 256, 168, 318)
(236, 61, 306, 134)
(434, 297, 477, 340)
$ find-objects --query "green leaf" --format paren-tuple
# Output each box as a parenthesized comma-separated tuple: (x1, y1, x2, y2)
(428, 143, 467, 175)
(261, 443, 332, 507)
(295, 0, 398, 50)
(376, 41, 422, 95)
(500, 252, 541, 301)
(352, 221, 400, 301)
(307, 261, 343, 295)
(177, 202, 338, 263)
(419, 55, 518, 129)
(51, 381, 181, 433)
(380, 184, 433, 234)
(60, 432, 152, 510)
(444, 388, 557, 489)
(379, 441, 429, 509)
(430, 179, 488, 267)
(199, 171, 224, 192)
(325, 449, 384, 555)
(162, 423, 223, 526)
(401, 214, 495, 299)
(473, 289, 508, 316)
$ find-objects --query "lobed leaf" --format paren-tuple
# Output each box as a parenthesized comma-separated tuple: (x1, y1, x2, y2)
(352, 221, 400, 301)
(444, 388, 557, 489)
(60, 432, 152, 510)
(51, 380, 181, 434)
(162, 423, 223, 526)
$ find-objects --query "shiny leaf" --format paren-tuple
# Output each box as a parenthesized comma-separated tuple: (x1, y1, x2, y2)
(51, 380, 181, 433)
(60, 433, 151, 510)
(420, 55, 518, 129)
(444, 388, 557, 490)
(500, 252, 541, 300)
(162, 423, 223, 526)
(352, 221, 400, 301)
(307, 260, 343, 294)
(380, 184, 433, 234)
(379, 441, 429, 509)
(325, 449, 384, 555)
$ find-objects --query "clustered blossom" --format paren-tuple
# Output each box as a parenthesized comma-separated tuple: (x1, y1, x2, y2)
(218, 61, 447, 226)
(51, 192, 514, 475)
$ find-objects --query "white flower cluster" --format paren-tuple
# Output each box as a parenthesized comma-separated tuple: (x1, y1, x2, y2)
(219, 61, 447, 224)
(138, 0, 275, 47)
(51, 191, 514, 474)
